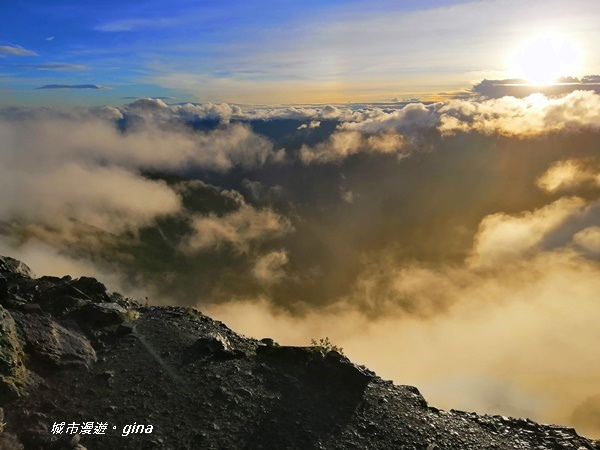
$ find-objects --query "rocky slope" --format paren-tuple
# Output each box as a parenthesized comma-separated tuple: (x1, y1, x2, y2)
(0, 255, 598, 450)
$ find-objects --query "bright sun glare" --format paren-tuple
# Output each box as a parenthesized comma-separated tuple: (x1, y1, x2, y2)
(509, 32, 583, 85)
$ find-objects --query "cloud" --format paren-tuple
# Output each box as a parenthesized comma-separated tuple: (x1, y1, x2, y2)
(0, 45, 37, 56)
(3, 95, 600, 437)
(20, 63, 88, 71)
(438, 90, 600, 137)
(298, 103, 435, 164)
(297, 121, 321, 130)
(223, 104, 360, 122)
(120, 96, 177, 100)
(537, 159, 600, 193)
(5, 163, 181, 232)
(300, 131, 363, 164)
(473, 79, 600, 99)
(36, 84, 110, 90)
(252, 250, 289, 286)
(341, 102, 438, 134)
(0, 113, 276, 173)
(0, 105, 284, 244)
(582, 75, 600, 84)
(240, 179, 283, 202)
(95, 17, 183, 32)
(120, 99, 243, 124)
(205, 239, 600, 424)
(206, 203, 600, 433)
(126, 97, 170, 111)
(468, 197, 588, 267)
(180, 205, 293, 254)
(573, 226, 600, 255)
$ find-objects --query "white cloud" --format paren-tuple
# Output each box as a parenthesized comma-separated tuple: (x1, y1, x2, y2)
(0, 159, 181, 233)
(95, 17, 184, 32)
(341, 102, 438, 134)
(0, 106, 282, 245)
(297, 120, 321, 130)
(537, 159, 600, 193)
(0, 45, 37, 56)
(468, 197, 587, 267)
(573, 226, 600, 255)
(300, 131, 363, 164)
(252, 250, 289, 286)
(19, 63, 88, 71)
(438, 90, 600, 136)
(180, 205, 293, 253)
(1, 113, 276, 172)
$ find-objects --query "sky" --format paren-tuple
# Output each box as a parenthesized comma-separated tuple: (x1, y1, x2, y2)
(2, 0, 600, 440)
(2, 0, 600, 105)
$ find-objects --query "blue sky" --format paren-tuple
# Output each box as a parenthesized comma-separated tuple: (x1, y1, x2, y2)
(1, 0, 600, 105)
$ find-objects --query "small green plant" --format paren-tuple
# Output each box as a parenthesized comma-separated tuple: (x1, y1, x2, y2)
(310, 337, 344, 355)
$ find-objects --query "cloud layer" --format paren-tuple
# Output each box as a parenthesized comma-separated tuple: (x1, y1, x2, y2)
(2, 93, 600, 437)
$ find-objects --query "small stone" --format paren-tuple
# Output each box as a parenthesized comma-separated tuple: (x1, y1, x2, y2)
(117, 322, 135, 335)
(22, 303, 43, 314)
(259, 337, 275, 347)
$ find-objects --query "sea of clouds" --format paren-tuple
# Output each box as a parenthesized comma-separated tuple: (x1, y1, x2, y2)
(2, 91, 600, 436)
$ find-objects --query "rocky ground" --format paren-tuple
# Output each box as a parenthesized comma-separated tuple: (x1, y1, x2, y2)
(0, 255, 598, 450)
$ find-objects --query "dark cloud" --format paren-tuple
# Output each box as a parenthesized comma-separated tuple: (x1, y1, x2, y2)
(582, 75, 600, 84)
(36, 84, 111, 90)
(472, 78, 600, 98)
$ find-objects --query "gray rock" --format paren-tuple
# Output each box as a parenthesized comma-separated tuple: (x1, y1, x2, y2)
(189, 333, 245, 360)
(259, 337, 275, 347)
(70, 276, 110, 302)
(195, 333, 231, 353)
(0, 275, 8, 300)
(0, 256, 35, 279)
(72, 302, 128, 327)
(117, 322, 135, 335)
(0, 306, 29, 400)
(15, 314, 97, 369)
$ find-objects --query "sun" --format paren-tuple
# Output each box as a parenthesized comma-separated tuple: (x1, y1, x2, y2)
(508, 32, 582, 85)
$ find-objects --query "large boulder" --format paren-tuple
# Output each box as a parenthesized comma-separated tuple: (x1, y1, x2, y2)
(256, 345, 375, 392)
(0, 256, 35, 279)
(70, 276, 111, 302)
(70, 302, 128, 328)
(14, 314, 97, 369)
